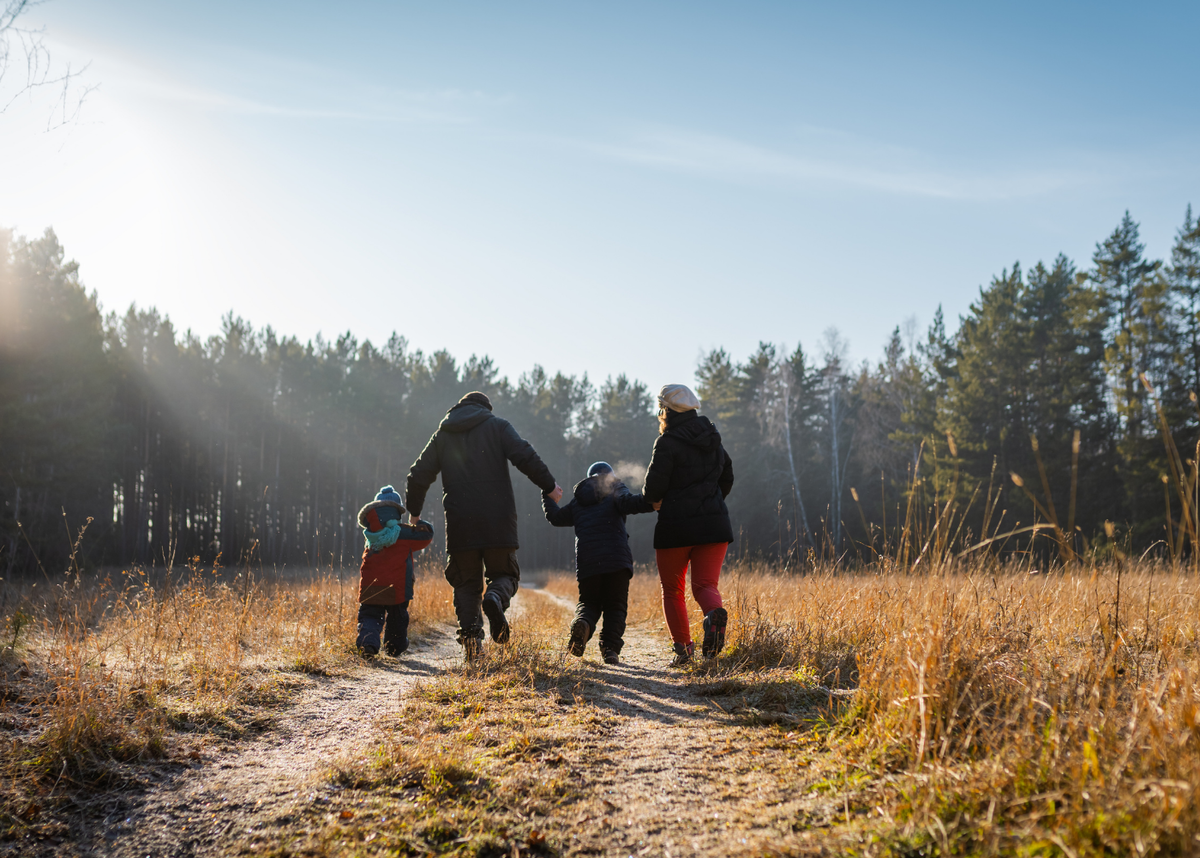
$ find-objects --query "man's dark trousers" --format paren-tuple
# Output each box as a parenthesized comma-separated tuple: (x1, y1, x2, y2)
(445, 549, 520, 642)
(574, 570, 630, 654)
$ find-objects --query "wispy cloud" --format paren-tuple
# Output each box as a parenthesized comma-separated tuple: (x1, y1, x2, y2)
(126, 78, 478, 124)
(120, 72, 500, 125)
(574, 125, 1103, 201)
(48, 36, 508, 125)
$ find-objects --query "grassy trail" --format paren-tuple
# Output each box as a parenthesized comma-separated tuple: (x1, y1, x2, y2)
(77, 587, 840, 857)
(83, 628, 461, 857)
(17, 564, 1190, 856)
(521, 588, 834, 857)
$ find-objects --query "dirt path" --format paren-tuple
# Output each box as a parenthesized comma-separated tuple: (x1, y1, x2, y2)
(81, 589, 838, 857)
(84, 628, 461, 858)
(529, 589, 836, 857)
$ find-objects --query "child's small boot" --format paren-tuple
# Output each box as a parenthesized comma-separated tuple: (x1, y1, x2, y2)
(384, 603, 411, 656)
(567, 617, 591, 657)
(356, 608, 385, 658)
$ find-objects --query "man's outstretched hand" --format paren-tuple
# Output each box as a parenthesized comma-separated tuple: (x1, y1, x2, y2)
(548, 483, 564, 504)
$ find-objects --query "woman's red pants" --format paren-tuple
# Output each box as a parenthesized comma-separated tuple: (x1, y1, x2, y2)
(655, 542, 727, 645)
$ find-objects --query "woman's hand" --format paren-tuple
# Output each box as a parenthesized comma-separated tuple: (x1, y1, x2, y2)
(651, 500, 662, 511)
(548, 483, 564, 504)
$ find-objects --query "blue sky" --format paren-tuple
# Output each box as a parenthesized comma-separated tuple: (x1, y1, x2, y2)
(3, 1, 1198, 388)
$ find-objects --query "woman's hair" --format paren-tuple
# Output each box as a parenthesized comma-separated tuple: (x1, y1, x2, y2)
(658, 408, 668, 435)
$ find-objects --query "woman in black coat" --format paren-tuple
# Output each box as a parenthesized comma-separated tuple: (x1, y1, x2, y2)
(641, 383, 734, 666)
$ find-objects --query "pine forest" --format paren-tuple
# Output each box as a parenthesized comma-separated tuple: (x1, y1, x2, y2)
(3, 207, 1200, 577)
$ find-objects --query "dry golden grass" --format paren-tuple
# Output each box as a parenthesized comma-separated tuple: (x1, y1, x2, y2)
(289, 572, 844, 858)
(698, 560, 1200, 856)
(6, 552, 1200, 857)
(254, 585, 587, 857)
(0, 559, 455, 835)
(540, 560, 1200, 855)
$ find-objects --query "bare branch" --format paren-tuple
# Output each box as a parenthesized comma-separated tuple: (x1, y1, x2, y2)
(0, 0, 92, 130)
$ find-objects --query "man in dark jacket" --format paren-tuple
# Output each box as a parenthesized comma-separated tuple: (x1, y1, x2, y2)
(405, 391, 562, 658)
(543, 461, 653, 664)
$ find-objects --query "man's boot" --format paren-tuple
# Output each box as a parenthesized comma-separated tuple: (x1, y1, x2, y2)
(462, 635, 484, 663)
(567, 617, 591, 657)
(482, 592, 510, 643)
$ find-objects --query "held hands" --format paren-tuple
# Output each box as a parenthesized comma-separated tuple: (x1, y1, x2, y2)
(548, 483, 564, 504)
(651, 500, 662, 511)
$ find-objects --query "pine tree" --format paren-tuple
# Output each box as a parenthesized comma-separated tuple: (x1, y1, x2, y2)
(1168, 205, 1200, 400)
(818, 330, 856, 551)
(942, 263, 1030, 486)
(695, 348, 739, 426)
(939, 257, 1118, 543)
(780, 343, 821, 547)
(1092, 212, 1171, 533)
(589, 374, 656, 470)
(0, 229, 115, 574)
(851, 324, 939, 547)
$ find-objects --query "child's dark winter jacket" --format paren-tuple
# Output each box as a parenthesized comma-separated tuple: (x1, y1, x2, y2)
(358, 500, 434, 605)
(542, 475, 652, 579)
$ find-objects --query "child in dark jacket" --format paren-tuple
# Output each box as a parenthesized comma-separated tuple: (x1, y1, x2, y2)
(356, 485, 434, 657)
(542, 462, 653, 664)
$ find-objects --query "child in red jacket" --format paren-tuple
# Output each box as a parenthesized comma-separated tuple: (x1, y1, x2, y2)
(356, 485, 434, 657)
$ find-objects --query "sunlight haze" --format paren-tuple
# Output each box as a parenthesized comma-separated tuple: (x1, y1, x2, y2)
(4, 0, 1198, 382)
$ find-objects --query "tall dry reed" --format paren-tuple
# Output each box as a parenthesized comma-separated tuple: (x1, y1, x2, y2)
(712, 562, 1200, 855)
(0, 559, 455, 822)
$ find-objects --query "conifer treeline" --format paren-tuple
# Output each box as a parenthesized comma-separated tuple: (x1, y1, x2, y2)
(2, 207, 1198, 575)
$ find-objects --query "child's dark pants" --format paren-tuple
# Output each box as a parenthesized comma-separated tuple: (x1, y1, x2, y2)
(357, 602, 410, 655)
(575, 570, 630, 654)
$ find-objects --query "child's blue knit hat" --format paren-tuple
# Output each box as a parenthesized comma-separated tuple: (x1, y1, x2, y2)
(586, 462, 614, 478)
(375, 485, 403, 504)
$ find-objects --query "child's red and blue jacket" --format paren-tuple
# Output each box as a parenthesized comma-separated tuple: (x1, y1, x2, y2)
(357, 499, 434, 605)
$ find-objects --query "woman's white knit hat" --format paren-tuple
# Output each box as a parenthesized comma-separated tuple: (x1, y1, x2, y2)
(658, 383, 700, 413)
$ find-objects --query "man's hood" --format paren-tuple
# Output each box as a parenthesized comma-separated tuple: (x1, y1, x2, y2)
(667, 412, 722, 451)
(573, 473, 621, 506)
(439, 402, 494, 433)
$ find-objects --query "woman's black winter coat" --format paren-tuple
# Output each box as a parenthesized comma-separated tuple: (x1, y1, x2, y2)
(641, 409, 734, 549)
(543, 476, 652, 579)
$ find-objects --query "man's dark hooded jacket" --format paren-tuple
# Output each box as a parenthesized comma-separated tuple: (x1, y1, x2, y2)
(642, 409, 735, 549)
(406, 394, 556, 554)
(543, 475, 652, 579)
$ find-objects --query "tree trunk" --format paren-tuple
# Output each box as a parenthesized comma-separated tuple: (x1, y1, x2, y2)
(781, 381, 810, 546)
